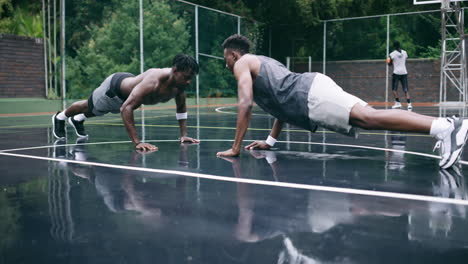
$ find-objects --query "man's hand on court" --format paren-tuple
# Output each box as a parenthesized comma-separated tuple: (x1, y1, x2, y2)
(135, 142, 158, 151)
(216, 148, 240, 157)
(180, 136, 200, 144)
(246, 149, 267, 159)
(245, 141, 271, 150)
(135, 149, 158, 154)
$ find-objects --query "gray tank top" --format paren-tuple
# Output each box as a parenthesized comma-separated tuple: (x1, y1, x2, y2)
(253, 55, 317, 130)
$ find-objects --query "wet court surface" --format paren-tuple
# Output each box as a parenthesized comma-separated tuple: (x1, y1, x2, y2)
(1, 106, 468, 263)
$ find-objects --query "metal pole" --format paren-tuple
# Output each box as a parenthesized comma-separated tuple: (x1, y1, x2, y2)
(47, 0, 52, 95)
(323, 9, 440, 22)
(462, 11, 467, 107)
(386, 15, 390, 107)
(285, 55, 291, 151)
(61, 0, 66, 100)
(323, 21, 327, 74)
(269, 26, 272, 57)
(176, 0, 241, 18)
(195, 5, 199, 106)
(322, 22, 327, 159)
(139, 0, 145, 142)
(42, 0, 48, 97)
(139, 0, 144, 74)
(308, 56, 312, 151)
(54, 0, 57, 98)
(195, 4, 200, 173)
(237, 16, 241, 35)
(440, 9, 446, 110)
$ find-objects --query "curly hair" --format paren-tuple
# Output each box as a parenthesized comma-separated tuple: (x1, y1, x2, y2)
(222, 34, 250, 55)
(172, 54, 199, 74)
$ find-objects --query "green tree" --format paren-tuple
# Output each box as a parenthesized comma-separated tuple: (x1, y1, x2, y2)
(9, 6, 42, 37)
(66, 0, 191, 99)
(0, 0, 42, 37)
(65, 0, 118, 57)
(0, 0, 14, 32)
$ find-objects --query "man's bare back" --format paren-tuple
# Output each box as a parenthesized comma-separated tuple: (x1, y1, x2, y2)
(121, 68, 182, 105)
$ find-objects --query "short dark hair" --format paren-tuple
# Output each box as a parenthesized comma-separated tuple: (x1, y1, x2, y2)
(172, 54, 199, 74)
(393, 41, 400, 50)
(222, 34, 250, 55)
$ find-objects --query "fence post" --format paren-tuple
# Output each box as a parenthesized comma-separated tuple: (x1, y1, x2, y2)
(323, 21, 327, 74)
(386, 15, 390, 107)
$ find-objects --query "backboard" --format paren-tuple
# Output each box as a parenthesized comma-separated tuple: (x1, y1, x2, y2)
(414, 0, 466, 5)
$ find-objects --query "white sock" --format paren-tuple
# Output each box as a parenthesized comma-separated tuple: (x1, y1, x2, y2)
(73, 114, 87, 122)
(56, 111, 67, 120)
(430, 118, 451, 138)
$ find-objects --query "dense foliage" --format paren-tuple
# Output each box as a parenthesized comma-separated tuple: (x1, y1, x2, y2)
(1, 0, 463, 98)
(66, 0, 191, 98)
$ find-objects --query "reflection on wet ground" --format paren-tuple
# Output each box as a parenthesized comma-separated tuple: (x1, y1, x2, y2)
(1, 106, 468, 263)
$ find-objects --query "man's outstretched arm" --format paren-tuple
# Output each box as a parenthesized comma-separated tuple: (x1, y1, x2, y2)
(245, 119, 284, 150)
(175, 91, 199, 143)
(217, 59, 253, 157)
(120, 77, 157, 151)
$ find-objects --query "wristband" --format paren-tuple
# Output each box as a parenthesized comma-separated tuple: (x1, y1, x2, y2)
(176, 112, 188, 120)
(265, 135, 277, 147)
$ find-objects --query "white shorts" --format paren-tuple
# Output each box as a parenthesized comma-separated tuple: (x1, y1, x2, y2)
(307, 73, 367, 137)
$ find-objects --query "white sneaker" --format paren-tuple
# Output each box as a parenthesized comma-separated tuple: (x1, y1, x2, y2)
(407, 103, 413, 111)
(392, 102, 402, 109)
(433, 117, 468, 169)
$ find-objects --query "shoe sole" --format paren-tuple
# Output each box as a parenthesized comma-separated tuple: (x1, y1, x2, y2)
(68, 118, 88, 138)
(441, 120, 468, 169)
(52, 114, 65, 139)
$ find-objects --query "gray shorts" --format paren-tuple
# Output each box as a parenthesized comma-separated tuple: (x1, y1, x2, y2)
(307, 73, 367, 137)
(89, 74, 124, 116)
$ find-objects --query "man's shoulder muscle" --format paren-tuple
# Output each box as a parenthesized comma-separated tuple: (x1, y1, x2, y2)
(235, 55, 260, 74)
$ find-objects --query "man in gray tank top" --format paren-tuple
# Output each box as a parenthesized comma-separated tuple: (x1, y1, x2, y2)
(216, 34, 468, 169)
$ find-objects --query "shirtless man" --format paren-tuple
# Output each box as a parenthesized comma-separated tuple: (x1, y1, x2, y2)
(52, 54, 200, 151)
(216, 34, 468, 169)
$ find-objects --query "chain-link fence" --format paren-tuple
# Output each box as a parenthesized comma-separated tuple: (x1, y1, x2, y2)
(53, 0, 269, 103)
(44, 1, 468, 104)
(321, 10, 444, 104)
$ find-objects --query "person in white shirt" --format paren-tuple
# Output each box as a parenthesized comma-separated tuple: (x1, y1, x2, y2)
(387, 41, 412, 110)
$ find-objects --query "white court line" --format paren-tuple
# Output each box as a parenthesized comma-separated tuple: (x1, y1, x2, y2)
(0, 139, 175, 153)
(0, 139, 437, 158)
(1, 138, 464, 164)
(215, 106, 269, 117)
(1, 150, 468, 206)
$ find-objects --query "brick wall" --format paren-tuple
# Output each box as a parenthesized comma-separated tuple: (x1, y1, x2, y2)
(0, 33, 460, 103)
(0, 34, 46, 98)
(301, 58, 444, 103)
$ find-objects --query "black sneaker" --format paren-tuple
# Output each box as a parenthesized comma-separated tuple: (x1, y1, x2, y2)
(53, 138, 68, 169)
(53, 138, 67, 158)
(52, 112, 66, 139)
(68, 116, 88, 137)
(70, 137, 88, 161)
